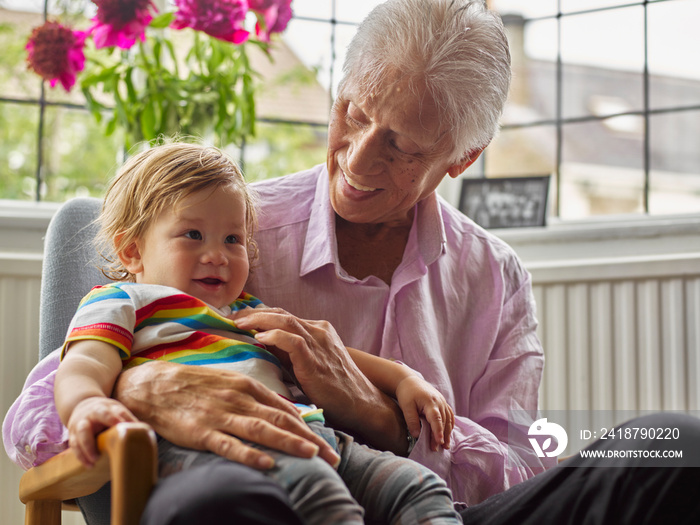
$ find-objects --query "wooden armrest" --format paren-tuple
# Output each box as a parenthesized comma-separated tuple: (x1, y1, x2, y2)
(19, 422, 157, 525)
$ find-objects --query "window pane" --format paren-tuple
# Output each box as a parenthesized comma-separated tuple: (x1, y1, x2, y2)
(3, 0, 44, 13)
(292, 0, 333, 20)
(0, 102, 39, 200)
(485, 125, 556, 178)
(284, 19, 334, 97)
(333, 22, 361, 96)
(560, 119, 645, 219)
(649, 110, 700, 215)
(561, 7, 645, 120)
(0, 7, 44, 101)
(648, 0, 700, 110)
(522, 17, 558, 63)
(41, 106, 124, 202)
(254, 38, 331, 124)
(335, 0, 382, 24)
(560, 0, 627, 13)
(505, 18, 557, 125)
(491, 1, 558, 18)
(242, 122, 328, 183)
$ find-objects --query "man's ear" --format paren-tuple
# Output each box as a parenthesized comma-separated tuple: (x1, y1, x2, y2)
(116, 235, 144, 275)
(447, 146, 486, 179)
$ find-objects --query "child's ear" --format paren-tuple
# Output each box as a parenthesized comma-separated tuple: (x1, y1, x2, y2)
(116, 236, 144, 275)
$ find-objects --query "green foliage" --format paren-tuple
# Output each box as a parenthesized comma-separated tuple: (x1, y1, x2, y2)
(0, 103, 39, 200)
(0, 101, 126, 202)
(244, 122, 327, 183)
(0, 7, 331, 203)
(80, 18, 264, 150)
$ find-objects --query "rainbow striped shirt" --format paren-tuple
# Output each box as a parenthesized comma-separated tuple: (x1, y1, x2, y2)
(62, 283, 323, 422)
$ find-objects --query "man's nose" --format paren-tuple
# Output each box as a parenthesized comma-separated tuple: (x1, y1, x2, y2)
(346, 127, 385, 176)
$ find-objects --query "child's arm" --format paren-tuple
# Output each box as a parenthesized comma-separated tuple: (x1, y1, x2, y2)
(346, 348, 454, 452)
(54, 340, 138, 467)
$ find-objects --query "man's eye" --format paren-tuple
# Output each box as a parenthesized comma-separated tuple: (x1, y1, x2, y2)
(390, 140, 407, 154)
(345, 103, 366, 127)
(225, 235, 239, 244)
(345, 113, 363, 128)
(185, 230, 202, 240)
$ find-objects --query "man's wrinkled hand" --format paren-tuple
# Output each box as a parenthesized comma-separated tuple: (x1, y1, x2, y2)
(114, 362, 340, 469)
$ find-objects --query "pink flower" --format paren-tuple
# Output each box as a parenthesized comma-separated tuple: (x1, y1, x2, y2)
(89, 0, 156, 50)
(172, 0, 250, 44)
(248, 0, 292, 42)
(26, 21, 87, 92)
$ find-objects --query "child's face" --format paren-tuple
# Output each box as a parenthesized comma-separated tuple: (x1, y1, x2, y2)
(120, 185, 250, 309)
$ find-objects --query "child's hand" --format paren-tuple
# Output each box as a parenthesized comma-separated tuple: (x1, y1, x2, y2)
(66, 397, 138, 467)
(395, 375, 455, 452)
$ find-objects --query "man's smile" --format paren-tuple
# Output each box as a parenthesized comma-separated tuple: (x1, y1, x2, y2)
(343, 171, 378, 192)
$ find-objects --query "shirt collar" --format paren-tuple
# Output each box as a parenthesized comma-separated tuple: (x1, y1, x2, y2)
(300, 166, 337, 276)
(414, 191, 447, 267)
(299, 166, 447, 277)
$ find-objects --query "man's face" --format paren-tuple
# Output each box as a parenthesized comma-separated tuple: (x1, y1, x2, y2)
(327, 73, 464, 226)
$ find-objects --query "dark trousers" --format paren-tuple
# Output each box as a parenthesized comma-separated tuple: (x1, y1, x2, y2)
(78, 413, 700, 525)
(77, 461, 304, 525)
(461, 413, 700, 525)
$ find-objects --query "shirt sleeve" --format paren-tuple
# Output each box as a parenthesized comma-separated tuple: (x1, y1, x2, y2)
(62, 285, 136, 359)
(2, 349, 68, 470)
(409, 269, 556, 506)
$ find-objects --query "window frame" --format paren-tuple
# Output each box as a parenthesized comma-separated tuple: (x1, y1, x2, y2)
(2, 0, 699, 223)
(486, 0, 700, 218)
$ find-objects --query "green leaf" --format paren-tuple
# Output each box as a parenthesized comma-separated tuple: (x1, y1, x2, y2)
(141, 101, 156, 140)
(149, 12, 176, 29)
(122, 74, 137, 115)
(152, 39, 162, 69)
(208, 40, 225, 72)
(163, 39, 179, 78)
(80, 64, 119, 88)
(81, 88, 104, 122)
(105, 116, 117, 137)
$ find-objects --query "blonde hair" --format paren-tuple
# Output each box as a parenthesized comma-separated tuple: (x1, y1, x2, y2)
(97, 140, 258, 282)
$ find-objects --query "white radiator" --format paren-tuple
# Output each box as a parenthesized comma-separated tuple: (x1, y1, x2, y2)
(531, 253, 700, 415)
(0, 254, 86, 525)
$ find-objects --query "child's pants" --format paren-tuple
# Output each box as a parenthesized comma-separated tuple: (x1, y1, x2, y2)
(157, 421, 461, 525)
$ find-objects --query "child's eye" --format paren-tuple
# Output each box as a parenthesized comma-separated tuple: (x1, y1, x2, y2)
(185, 230, 202, 240)
(225, 234, 239, 244)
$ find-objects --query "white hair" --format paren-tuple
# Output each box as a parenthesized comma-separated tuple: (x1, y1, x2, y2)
(341, 0, 511, 162)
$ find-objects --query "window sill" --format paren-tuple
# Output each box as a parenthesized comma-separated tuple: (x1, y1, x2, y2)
(0, 200, 61, 254)
(494, 213, 700, 265)
(1, 200, 699, 265)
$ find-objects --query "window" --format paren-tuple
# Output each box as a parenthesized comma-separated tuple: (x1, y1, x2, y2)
(2, 0, 699, 223)
(486, 0, 700, 220)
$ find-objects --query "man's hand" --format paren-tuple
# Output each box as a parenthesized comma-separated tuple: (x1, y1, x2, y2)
(113, 362, 340, 469)
(232, 308, 409, 454)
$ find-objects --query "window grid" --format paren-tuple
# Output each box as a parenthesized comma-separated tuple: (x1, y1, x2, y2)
(4, 1, 350, 201)
(489, 0, 700, 217)
(3, 0, 698, 219)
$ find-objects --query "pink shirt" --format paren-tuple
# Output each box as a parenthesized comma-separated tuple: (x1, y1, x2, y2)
(3, 164, 553, 505)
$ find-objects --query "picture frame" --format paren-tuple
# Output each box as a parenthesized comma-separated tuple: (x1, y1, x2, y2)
(458, 175, 551, 229)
